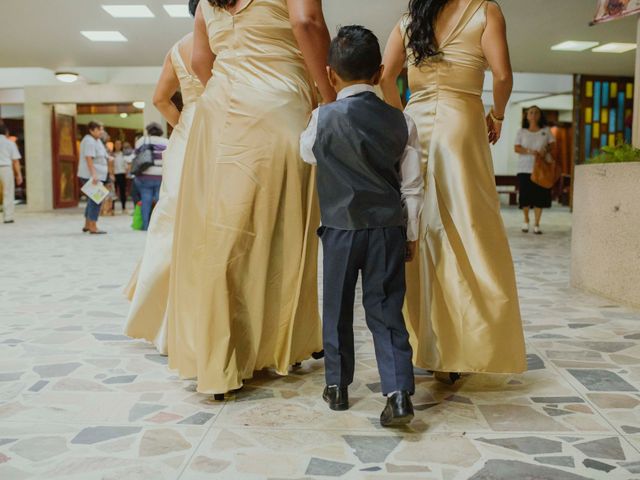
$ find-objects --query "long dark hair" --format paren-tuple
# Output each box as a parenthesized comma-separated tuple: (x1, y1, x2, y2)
(208, 0, 237, 7)
(189, 0, 201, 16)
(522, 106, 548, 129)
(406, 0, 449, 66)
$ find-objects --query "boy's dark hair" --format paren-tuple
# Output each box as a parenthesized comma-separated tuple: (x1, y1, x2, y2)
(328, 25, 382, 82)
(189, 0, 200, 17)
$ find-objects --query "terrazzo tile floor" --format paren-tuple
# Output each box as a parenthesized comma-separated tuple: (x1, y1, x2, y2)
(1, 205, 640, 479)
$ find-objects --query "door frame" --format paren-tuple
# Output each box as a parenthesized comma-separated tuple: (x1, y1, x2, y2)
(51, 107, 79, 208)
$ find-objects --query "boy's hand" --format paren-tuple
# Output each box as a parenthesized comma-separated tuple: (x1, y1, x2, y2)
(405, 241, 417, 262)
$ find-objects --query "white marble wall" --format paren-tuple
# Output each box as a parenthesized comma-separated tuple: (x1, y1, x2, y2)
(571, 162, 640, 309)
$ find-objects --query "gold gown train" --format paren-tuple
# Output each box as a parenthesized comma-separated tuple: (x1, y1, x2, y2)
(402, 0, 527, 374)
(124, 39, 204, 354)
(166, 0, 322, 394)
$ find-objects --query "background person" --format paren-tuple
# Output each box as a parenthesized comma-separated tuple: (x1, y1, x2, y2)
(113, 139, 130, 213)
(77, 121, 108, 234)
(134, 122, 169, 230)
(0, 124, 23, 224)
(514, 106, 556, 234)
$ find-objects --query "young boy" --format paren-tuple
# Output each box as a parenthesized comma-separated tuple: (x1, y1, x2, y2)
(300, 25, 424, 427)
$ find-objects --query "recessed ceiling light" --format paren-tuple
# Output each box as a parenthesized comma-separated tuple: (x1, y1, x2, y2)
(102, 5, 154, 18)
(551, 41, 599, 52)
(163, 4, 190, 17)
(133, 101, 146, 109)
(81, 31, 128, 42)
(55, 72, 79, 83)
(120, 113, 129, 119)
(592, 42, 637, 53)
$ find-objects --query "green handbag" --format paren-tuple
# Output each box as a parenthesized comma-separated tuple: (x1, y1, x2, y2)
(131, 202, 144, 230)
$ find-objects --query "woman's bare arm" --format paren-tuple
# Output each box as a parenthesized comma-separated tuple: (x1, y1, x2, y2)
(380, 23, 407, 111)
(482, 2, 512, 117)
(287, 0, 336, 104)
(191, 3, 216, 86)
(153, 51, 181, 127)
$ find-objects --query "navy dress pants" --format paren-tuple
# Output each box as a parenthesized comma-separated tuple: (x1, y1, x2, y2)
(320, 226, 415, 395)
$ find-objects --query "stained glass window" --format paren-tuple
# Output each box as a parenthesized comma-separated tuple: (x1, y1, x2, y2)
(580, 76, 635, 163)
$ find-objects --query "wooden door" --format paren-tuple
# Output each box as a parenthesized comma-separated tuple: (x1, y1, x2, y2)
(51, 107, 79, 208)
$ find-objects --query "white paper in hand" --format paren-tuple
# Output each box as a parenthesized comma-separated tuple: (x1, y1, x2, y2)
(81, 180, 109, 205)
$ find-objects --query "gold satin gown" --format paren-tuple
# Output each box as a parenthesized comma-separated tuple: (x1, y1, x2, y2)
(402, 0, 527, 374)
(167, 0, 322, 394)
(124, 40, 204, 354)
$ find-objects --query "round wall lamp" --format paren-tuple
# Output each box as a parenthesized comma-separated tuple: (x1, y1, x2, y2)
(132, 101, 146, 109)
(55, 72, 80, 83)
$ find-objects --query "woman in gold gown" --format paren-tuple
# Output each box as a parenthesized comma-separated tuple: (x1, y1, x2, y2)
(167, 0, 335, 394)
(381, 0, 526, 378)
(124, 6, 205, 354)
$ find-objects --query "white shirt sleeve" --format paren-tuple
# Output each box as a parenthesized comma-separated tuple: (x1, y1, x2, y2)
(84, 137, 97, 159)
(515, 129, 524, 147)
(401, 114, 425, 242)
(11, 142, 21, 161)
(300, 109, 319, 166)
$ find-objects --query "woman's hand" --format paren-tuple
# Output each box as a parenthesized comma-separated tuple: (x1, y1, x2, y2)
(486, 114, 502, 144)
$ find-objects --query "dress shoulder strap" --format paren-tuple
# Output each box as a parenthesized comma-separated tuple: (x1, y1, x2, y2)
(440, 0, 487, 48)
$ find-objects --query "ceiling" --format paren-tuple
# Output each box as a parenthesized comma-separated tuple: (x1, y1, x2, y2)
(0, 0, 638, 75)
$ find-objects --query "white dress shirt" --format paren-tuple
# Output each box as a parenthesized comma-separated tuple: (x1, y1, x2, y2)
(300, 84, 424, 241)
(0, 135, 21, 167)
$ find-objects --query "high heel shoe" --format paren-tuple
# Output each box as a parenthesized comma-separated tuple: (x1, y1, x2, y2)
(433, 372, 462, 385)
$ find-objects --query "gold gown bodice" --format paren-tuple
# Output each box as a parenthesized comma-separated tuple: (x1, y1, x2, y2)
(201, 0, 314, 102)
(404, 0, 488, 104)
(171, 42, 205, 106)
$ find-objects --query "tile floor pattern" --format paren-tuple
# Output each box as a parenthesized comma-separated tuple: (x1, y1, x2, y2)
(1, 205, 640, 480)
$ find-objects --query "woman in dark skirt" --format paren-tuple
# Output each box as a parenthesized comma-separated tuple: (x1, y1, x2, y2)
(514, 106, 555, 234)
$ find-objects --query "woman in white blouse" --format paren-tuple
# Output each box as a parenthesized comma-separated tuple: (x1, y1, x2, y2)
(514, 106, 556, 234)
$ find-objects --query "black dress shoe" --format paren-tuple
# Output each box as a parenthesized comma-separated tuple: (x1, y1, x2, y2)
(380, 391, 414, 427)
(322, 385, 349, 411)
(4, 220, 14, 224)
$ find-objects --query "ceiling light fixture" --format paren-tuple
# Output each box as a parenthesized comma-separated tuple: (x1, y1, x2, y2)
(163, 4, 191, 17)
(133, 101, 146, 109)
(551, 41, 599, 52)
(102, 5, 154, 18)
(55, 72, 80, 83)
(592, 43, 637, 53)
(81, 31, 128, 42)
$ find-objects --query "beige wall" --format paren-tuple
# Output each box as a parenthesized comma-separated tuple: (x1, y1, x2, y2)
(23, 84, 162, 211)
(571, 163, 640, 309)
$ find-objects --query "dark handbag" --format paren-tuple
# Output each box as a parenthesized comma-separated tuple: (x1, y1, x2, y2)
(131, 138, 154, 176)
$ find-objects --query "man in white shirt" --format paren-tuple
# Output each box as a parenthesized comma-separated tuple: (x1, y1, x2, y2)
(0, 124, 23, 224)
(77, 121, 109, 234)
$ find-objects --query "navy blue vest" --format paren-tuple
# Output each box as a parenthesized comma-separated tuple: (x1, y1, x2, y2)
(313, 91, 409, 231)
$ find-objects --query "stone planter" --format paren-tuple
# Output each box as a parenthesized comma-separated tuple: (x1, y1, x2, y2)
(571, 162, 640, 309)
